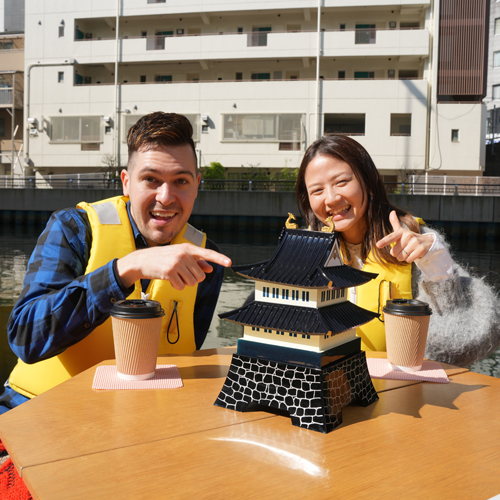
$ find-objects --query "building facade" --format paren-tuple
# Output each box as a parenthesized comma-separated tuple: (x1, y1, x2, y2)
(24, 0, 489, 179)
(0, 0, 24, 176)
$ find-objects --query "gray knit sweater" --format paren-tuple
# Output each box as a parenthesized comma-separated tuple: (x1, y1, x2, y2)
(413, 227, 500, 367)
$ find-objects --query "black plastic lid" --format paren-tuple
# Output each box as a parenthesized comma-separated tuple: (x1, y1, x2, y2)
(383, 299, 432, 317)
(110, 299, 165, 319)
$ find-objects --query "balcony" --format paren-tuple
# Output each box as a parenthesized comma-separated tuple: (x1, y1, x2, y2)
(0, 88, 23, 108)
(72, 28, 429, 65)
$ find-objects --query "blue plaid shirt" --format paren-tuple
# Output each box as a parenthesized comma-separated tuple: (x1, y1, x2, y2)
(6, 203, 224, 368)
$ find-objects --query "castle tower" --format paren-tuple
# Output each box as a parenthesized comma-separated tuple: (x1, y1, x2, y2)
(214, 226, 380, 433)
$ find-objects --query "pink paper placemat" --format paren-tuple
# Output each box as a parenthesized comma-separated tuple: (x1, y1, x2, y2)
(92, 365, 183, 391)
(367, 358, 449, 384)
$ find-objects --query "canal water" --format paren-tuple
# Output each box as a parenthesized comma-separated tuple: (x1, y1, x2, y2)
(1, 222, 499, 384)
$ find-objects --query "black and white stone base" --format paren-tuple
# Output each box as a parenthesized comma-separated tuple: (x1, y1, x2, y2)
(214, 350, 378, 433)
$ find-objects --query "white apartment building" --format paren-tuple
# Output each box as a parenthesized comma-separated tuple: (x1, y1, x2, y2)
(23, 0, 489, 179)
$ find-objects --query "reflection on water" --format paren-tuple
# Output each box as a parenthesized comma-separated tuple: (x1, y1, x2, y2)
(1, 224, 499, 381)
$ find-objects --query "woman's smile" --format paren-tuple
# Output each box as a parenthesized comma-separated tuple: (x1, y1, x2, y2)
(304, 155, 368, 244)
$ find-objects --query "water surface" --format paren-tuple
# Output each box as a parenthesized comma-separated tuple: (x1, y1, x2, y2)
(1, 223, 499, 383)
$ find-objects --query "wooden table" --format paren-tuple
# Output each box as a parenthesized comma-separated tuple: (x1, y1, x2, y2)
(1, 348, 499, 500)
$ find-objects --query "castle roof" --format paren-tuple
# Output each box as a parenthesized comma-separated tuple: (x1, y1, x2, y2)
(232, 228, 377, 288)
(219, 300, 379, 335)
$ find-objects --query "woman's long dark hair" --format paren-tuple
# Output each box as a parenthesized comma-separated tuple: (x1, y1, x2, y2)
(296, 135, 419, 266)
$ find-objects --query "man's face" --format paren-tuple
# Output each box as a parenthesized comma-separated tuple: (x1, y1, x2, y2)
(121, 144, 200, 246)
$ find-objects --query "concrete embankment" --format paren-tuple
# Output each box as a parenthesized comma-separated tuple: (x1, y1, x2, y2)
(0, 189, 499, 239)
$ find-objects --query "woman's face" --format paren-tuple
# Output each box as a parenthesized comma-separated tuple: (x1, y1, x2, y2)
(304, 154, 368, 244)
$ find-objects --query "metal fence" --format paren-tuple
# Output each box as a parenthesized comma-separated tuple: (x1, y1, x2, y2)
(1, 175, 500, 196)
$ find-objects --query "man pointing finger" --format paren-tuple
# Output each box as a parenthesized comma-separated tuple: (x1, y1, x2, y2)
(2, 112, 230, 413)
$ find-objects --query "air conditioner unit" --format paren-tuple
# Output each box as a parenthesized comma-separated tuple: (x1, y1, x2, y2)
(27, 117, 38, 125)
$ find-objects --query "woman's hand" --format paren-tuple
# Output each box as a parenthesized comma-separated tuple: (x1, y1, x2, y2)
(376, 211, 434, 263)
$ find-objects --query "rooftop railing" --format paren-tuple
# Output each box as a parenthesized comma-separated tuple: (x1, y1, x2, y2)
(1, 175, 500, 196)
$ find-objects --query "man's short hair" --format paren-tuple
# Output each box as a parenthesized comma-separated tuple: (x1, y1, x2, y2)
(127, 112, 197, 167)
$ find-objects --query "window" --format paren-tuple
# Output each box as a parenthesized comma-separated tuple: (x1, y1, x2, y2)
(176, 29, 184, 35)
(58, 72, 64, 83)
(495, 18, 500, 35)
(50, 116, 102, 143)
(321, 291, 325, 302)
(59, 26, 65, 37)
(355, 24, 376, 44)
(223, 113, 303, 143)
(390, 114, 411, 136)
(493, 84, 500, 100)
(389, 21, 397, 29)
(154, 75, 172, 82)
(495, 52, 500, 68)
(451, 129, 459, 142)
(141, 31, 147, 37)
(0, 118, 5, 136)
(324, 113, 365, 136)
(0, 40, 14, 50)
(251, 73, 271, 81)
(400, 22, 420, 28)
(338, 70, 346, 79)
(248, 27, 271, 47)
(340, 24, 346, 30)
(354, 71, 374, 79)
(235, 72, 243, 81)
(388, 69, 396, 78)
(399, 69, 418, 79)
(140, 75, 146, 83)
(237, 27, 244, 34)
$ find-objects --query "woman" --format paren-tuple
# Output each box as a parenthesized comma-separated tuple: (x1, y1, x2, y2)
(296, 135, 500, 367)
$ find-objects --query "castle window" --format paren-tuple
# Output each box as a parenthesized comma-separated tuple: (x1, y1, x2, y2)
(321, 291, 325, 301)
(272, 287, 276, 298)
(306, 291, 309, 301)
(252, 327, 255, 331)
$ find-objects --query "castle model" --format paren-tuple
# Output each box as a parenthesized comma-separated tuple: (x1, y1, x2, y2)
(214, 219, 380, 433)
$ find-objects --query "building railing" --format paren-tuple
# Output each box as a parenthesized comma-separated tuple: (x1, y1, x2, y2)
(1, 175, 500, 196)
(0, 88, 13, 105)
(75, 26, 425, 43)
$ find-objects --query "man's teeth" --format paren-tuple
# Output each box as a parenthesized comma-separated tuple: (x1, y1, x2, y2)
(151, 212, 174, 218)
(329, 205, 350, 216)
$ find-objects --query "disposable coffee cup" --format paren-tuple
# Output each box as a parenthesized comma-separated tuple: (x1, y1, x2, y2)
(383, 299, 432, 372)
(110, 299, 165, 381)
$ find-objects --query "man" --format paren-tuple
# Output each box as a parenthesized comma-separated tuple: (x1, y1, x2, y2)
(0, 112, 231, 413)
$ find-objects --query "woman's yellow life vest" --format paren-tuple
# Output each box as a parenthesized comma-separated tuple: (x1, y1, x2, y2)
(8, 195, 206, 398)
(354, 255, 413, 352)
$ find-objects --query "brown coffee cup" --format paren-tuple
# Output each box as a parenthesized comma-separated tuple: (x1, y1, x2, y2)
(383, 299, 432, 372)
(110, 299, 165, 380)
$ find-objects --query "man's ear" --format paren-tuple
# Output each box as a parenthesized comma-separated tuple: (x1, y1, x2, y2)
(121, 169, 130, 197)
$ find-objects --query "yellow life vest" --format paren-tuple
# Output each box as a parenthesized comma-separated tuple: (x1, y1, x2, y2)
(354, 255, 413, 352)
(9, 195, 206, 398)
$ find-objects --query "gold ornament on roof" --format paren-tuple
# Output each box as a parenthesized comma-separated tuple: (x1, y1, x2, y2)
(321, 216, 335, 233)
(285, 213, 299, 229)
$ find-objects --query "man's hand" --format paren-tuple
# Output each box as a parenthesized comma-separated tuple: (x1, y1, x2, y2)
(376, 211, 433, 263)
(116, 243, 232, 290)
